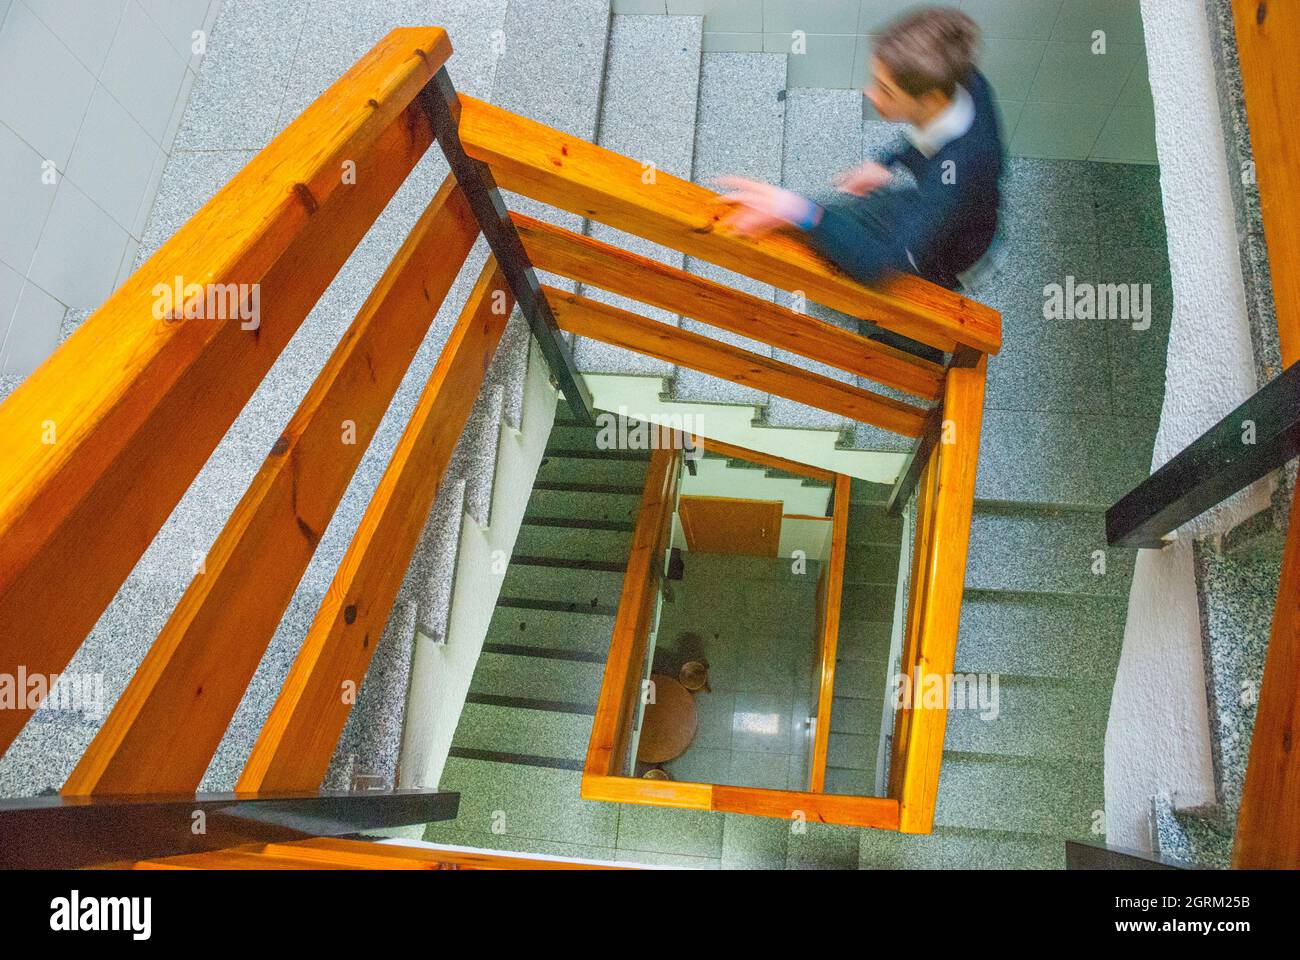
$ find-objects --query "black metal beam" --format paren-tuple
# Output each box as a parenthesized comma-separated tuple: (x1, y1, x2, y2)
(1106, 360, 1300, 548)
(1065, 839, 1188, 870)
(0, 789, 459, 869)
(419, 67, 594, 425)
(887, 407, 943, 515)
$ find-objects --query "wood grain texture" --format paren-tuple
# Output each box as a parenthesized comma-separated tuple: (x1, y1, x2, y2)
(581, 775, 900, 829)
(677, 495, 783, 556)
(889, 447, 939, 801)
(0, 28, 450, 758)
(809, 475, 851, 792)
(62, 178, 479, 796)
(585, 445, 682, 776)
(458, 94, 1001, 355)
(236, 258, 513, 792)
(895, 358, 986, 833)
(546, 287, 929, 437)
(513, 212, 944, 399)
(1233, 481, 1300, 867)
(1232, 0, 1300, 366)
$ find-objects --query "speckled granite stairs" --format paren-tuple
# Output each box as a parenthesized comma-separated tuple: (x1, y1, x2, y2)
(1151, 538, 1282, 868)
(423, 400, 640, 855)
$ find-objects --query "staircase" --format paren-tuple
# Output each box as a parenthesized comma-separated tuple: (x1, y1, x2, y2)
(821, 480, 900, 798)
(0, 3, 1172, 869)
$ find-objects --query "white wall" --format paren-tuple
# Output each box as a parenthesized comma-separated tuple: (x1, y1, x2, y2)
(1104, 0, 1261, 851)
(0, 0, 219, 377)
(398, 341, 558, 791)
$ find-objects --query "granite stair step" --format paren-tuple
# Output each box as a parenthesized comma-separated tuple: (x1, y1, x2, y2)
(858, 824, 1065, 869)
(848, 503, 903, 543)
(839, 583, 895, 621)
(535, 452, 649, 486)
(485, 606, 617, 658)
(835, 619, 891, 662)
(450, 702, 594, 765)
(513, 521, 634, 565)
(830, 695, 887, 735)
(844, 543, 901, 585)
(575, 14, 702, 378)
(955, 591, 1128, 683)
(670, 50, 786, 406)
(827, 732, 880, 772)
(525, 487, 642, 525)
(488, 0, 611, 427)
(433, 756, 619, 848)
(500, 562, 626, 610)
(467, 650, 606, 705)
(934, 752, 1103, 839)
(823, 766, 875, 797)
(966, 504, 1136, 597)
(942, 676, 1111, 761)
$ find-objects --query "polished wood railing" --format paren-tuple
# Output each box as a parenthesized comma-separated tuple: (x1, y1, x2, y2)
(585, 444, 682, 778)
(131, 837, 627, 870)
(809, 476, 851, 793)
(889, 358, 987, 833)
(0, 26, 998, 847)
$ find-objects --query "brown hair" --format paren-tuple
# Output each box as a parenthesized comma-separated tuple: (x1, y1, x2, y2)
(874, 6, 980, 98)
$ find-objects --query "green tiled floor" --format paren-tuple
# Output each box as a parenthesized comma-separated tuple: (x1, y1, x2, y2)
(650, 553, 818, 791)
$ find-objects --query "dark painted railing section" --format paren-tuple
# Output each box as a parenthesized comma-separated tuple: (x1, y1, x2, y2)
(1065, 840, 1188, 870)
(419, 67, 594, 425)
(1106, 360, 1300, 548)
(0, 789, 459, 869)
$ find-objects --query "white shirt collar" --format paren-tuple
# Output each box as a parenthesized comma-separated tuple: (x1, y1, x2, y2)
(905, 84, 975, 158)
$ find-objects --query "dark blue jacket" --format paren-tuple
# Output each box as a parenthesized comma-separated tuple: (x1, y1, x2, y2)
(804, 69, 1004, 289)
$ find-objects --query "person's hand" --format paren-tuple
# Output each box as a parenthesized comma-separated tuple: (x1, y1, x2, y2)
(832, 161, 893, 197)
(714, 175, 819, 238)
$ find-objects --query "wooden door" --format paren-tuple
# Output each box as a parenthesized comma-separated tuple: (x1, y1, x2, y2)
(677, 495, 783, 557)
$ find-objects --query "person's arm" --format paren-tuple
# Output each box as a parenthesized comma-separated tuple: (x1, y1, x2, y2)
(803, 164, 960, 285)
(802, 197, 907, 284)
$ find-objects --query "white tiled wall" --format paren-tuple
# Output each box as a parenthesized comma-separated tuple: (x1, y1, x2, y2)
(615, 0, 1157, 164)
(0, 0, 221, 376)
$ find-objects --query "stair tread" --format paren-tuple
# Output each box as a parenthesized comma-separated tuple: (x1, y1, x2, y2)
(468, 651, 606, 705)
(485, 606, 615, 658)
(451, 701, 594, 764)
(575, 14, 702, 378)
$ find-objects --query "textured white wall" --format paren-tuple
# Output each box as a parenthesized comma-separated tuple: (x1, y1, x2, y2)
(398, 342, 558, 791)
(1143, 0, 1269, 535)
(1105, 0, 1262, 851)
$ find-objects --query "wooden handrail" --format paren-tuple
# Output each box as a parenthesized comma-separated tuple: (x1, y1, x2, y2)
(63, 178, 480, 796)
(809, 475, 851, 792)
(513, 213, 944, 400)
(581, 774, 900, 830)
(134, 837, 627, 870)
(457, 94, 1001, 356)
(1232, 479, 1300, 868)
(0, 27, 451, 757)
(237, 258, 515, 792)
(585, 444, 682, 776)
(893, 357, 987, 833)
(888, 446, 940, 797)
(546, 286, 930, 437)
(1232, 0, 1300, 367)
